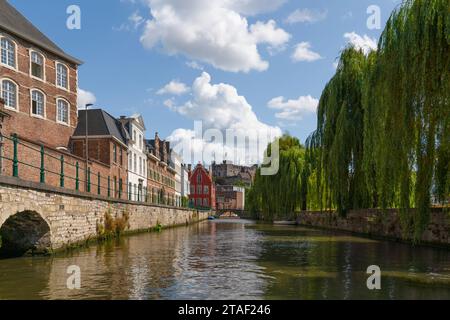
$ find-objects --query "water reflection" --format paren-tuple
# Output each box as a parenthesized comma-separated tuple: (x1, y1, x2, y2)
(0, 220, 449, 300)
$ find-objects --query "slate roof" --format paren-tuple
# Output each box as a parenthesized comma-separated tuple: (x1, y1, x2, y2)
(0, 0, 82, 65)
(73, 109, 128, 145)
(145, 139, 155, 151)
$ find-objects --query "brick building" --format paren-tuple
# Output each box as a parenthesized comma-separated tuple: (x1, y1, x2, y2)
(0, 0, 82, 148)
(212, 161, 257, 187)
(145, 133, 176, 205)
(189, 163, 216, 209)
(70, 109, 128, 199)
(216, 185, 245, 211)
(0, 1, 109, 194)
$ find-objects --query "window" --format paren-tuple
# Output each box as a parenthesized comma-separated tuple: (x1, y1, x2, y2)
(129, 152, 132, 170)
(120, 148, 123, 166)
(1, 38, 15, 68)
(204, 186, 209, 194)
(56, 63, 68, 89)
(143, 159, 146, 177)
(139, 156, 142, 175)
(1, 80, 17, 109)
(31, 90, 44, 117)
(197, 185, 202, 195)
(203, 199, 209, 207)
(139, 134, 142, 150)
(31, 51, 44, 79)
(133, 130, 136, 142)
(57, 99, 69, 124)
(113, 144, 117, 163)
(196, 198, 201, 206)
(133, 153, 137, 173)
(190, 185, 195, 195)
(197, 174, 202, 183)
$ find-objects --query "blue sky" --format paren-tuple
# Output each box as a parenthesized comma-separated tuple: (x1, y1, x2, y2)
(10, 0, 401, 163)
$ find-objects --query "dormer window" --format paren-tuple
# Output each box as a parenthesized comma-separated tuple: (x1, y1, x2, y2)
(31, 51, 44, 79)
(31, 90, 45, 117)
(1, 38, 15, 68)
(56, 62, 68, 89)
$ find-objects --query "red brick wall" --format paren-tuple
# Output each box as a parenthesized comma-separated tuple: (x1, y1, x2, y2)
(0, 31, 78, 148)
(147, 156, 176, 205)
(0, 135, 128, 199)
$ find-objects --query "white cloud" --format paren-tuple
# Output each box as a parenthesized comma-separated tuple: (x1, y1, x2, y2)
(113, 11, 145, 31)
(157, 80, 190, 95)
(291, 42, 322, 62)
(268, 95, 318, 121)
(77, 89, 96, 109)
(163, 98, 176, 110)
(186, 60, 204, 70)
(227, 0, 287, 16)
(129, 11, 145, 29)
(344, 32, 377, 55)
(167, 72, 282, 164)
(285, 8, 327, 24)
(139, 0, 291, 73)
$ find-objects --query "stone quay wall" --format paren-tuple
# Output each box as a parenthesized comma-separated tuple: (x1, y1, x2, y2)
(0, 176, 210, 252)
(295, 209, 450, 247)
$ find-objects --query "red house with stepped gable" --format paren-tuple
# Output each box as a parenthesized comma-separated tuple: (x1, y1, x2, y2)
(188, 163, 216, 210)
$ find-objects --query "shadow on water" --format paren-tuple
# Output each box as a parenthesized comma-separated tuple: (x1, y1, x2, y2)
(0, 219, 449, 300)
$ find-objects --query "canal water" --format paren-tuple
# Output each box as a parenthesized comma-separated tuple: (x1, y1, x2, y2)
(0, 219, 449, 300)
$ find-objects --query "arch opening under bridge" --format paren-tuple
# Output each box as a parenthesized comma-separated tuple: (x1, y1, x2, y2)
(0, 210, 51, 258)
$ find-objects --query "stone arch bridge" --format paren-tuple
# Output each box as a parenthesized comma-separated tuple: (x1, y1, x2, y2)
(0, 176, 209, 257)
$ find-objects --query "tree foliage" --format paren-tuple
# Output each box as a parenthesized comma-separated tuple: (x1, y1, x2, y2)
(306, 48, 370, 217)
(246, 135, 309, 221)
(247, 0, 449, 241)
(363, 0, 450, 239)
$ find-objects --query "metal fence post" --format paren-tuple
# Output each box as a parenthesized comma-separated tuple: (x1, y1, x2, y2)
(108, 176, 111, 198)
(12, 134, 18, 177)
(87, 167, 91, 193)
(75, 162, 79, 191)
(60, 155, 64, 188)
(97, 172, 101, 195)
(40, 145, 45, 183)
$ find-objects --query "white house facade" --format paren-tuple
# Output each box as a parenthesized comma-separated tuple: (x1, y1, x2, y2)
(171, 150, 182, 207)
(119, 114, 147, 202)
(181, 163, 190, 203)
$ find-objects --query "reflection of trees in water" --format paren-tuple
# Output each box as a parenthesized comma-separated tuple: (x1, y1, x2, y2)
(258, 226, 450, 300)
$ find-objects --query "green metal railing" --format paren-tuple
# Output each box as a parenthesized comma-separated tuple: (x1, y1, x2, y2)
(0, 133, 189, 208)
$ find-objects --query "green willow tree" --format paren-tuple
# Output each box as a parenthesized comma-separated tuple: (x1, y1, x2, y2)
(306, 48, 371, 217)
(248, 0, 449, 241)
(246, 135, 309, 221)
(363, 0, 450, 239)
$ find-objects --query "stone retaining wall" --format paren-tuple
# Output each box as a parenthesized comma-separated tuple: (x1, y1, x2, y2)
(0, 177, 209, 253)
(296, 209, 450, 247)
